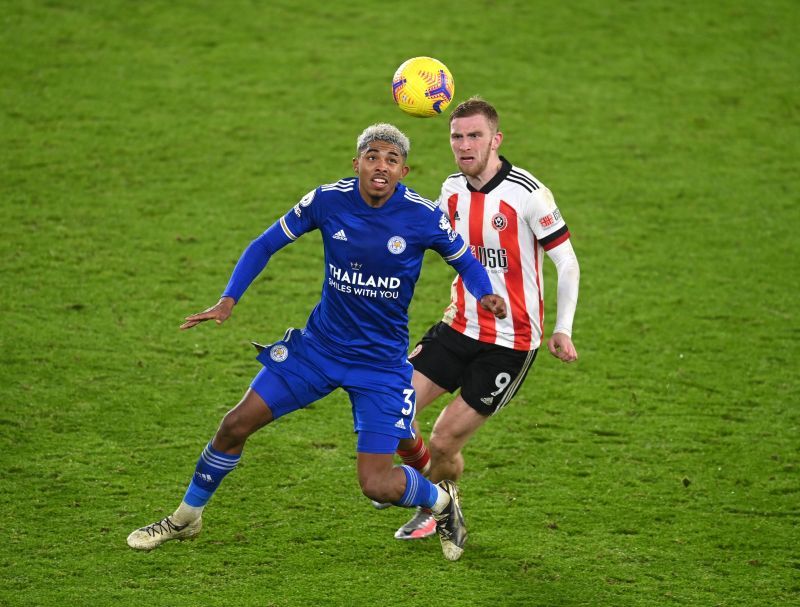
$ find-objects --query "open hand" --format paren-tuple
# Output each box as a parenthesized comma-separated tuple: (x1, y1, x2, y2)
(180, 297, 235, 330)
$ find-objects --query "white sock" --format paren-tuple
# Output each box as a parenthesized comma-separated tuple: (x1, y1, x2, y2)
(431, 484, 451, 515)
(172, 501, 204, 525)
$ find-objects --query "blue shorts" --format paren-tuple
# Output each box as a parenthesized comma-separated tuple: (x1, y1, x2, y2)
(250, 328, 416, 450)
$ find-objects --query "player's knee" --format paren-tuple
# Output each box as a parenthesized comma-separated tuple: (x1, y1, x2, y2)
(359, 475, 393, 503)
(429, 432, 458, 461)
(358, 478, 381, 502)
(217, 408, 254, 445)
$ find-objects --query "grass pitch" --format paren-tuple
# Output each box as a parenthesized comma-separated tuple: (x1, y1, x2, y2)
(2, 1, 798, 605)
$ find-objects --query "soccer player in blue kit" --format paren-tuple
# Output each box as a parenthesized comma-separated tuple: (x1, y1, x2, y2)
(126, 123, 507, 561)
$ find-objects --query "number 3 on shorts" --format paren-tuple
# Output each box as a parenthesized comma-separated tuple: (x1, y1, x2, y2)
(401, 388, 415, 415)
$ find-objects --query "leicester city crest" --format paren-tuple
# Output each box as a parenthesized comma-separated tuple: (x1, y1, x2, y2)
(269, 344, 289, 362)
(387, 236, 407, 254)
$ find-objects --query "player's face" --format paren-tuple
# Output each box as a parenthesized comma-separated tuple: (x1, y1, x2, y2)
(450, 114, 503, 179)
(353, 141, 409, 207)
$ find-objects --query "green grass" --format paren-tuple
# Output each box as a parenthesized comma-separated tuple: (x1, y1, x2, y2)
(2, 0, 798, 605)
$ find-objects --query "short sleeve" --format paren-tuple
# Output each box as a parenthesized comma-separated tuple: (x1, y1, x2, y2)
(527, 187, 570, 251)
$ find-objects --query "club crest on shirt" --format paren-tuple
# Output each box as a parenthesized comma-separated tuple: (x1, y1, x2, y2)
(269, 344, 289, 362)
(387, 236, 407, 254)
(491, 212, 508, 231)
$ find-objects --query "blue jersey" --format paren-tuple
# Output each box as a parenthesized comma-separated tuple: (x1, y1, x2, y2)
(223, 178, 493, 365)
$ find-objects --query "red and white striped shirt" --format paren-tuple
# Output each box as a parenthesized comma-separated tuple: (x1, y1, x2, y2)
(439, 157, 572, 351)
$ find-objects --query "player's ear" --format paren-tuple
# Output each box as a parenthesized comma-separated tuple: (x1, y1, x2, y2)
(401, 164, 410, 179)
(492, 131, 503, 151)
(352, 157, 358, 173)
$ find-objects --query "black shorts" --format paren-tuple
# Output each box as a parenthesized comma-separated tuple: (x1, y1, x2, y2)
(409, 322, 538, 416)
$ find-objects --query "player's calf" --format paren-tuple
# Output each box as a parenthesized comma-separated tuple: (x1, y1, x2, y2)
(371, 436, 431, 509)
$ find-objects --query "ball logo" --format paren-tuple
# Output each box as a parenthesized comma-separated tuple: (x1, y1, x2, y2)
(387, 236, 407, 254)
(392, 56, 454, 118)
(269, 344, 289, 362)
(491, 213, 508, 231)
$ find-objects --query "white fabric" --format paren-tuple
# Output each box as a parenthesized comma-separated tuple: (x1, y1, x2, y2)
(546, 239, 580, 337)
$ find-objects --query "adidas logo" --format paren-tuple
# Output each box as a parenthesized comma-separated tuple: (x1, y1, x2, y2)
(195, 472, 213, 483)
(333, 229, 347, 241)
(480, 396, 494, 406)
(394, 418, 406, 429)
(453, 211, 461, 221)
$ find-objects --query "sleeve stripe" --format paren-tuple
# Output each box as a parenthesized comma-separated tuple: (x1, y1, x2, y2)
(279, 216, 298, 240)
(443, 242, 469, 261)
(321, 178, 356, 191)
(404, 190, 437, 210)
(541, 226, 570, 250)
(508, 169, 540, 191)
(507, 174, 537, 193)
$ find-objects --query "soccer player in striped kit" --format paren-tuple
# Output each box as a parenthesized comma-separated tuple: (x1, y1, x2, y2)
(391, 98, 580, 540)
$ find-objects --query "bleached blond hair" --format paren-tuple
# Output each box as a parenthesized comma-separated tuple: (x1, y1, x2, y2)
(356, 123, 410, 158)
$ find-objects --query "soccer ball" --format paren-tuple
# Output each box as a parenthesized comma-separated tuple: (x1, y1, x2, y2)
(392, 57, 455, 118)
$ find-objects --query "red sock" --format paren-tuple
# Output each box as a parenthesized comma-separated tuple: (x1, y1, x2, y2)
(397, 435, 430, 476)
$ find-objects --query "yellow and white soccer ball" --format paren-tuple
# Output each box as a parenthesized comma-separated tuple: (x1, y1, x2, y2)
(391, 56, 455, 118)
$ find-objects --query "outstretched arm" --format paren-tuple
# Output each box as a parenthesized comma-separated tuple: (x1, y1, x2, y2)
(180, 221, 293, 330)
